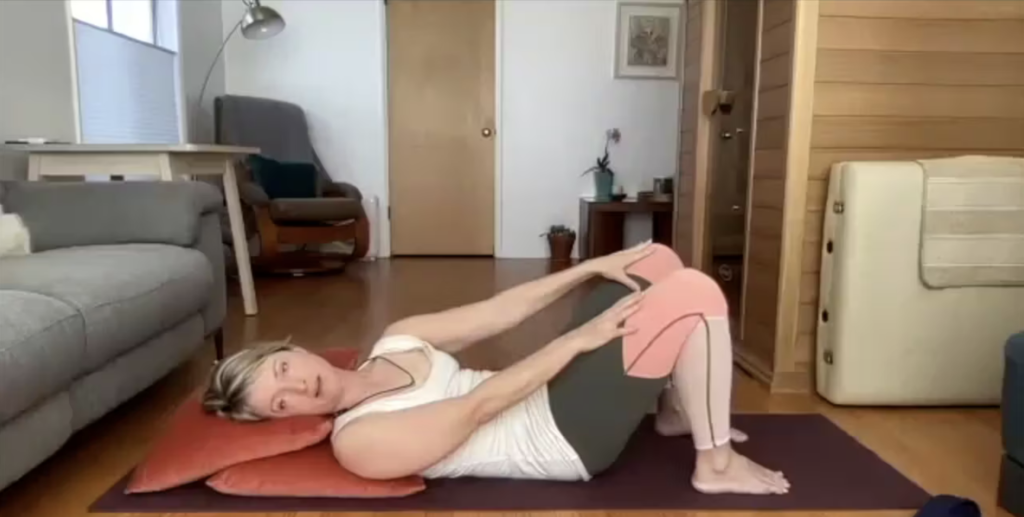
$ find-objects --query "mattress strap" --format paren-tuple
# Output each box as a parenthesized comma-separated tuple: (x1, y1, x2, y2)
(918, 155, 1024, 288)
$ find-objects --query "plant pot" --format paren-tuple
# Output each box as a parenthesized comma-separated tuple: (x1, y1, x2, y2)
(593, 170, 614, 201)
(547, 233, 575, 264)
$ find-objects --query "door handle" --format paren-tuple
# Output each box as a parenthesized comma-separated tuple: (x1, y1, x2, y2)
(481, 128, 494, 138)
(720, 128, 746, 140)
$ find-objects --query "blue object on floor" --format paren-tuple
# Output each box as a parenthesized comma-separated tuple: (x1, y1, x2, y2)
(914, 495, 981, 517)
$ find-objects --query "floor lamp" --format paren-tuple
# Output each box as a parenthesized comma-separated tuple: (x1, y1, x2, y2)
(191, 0, 286, 142)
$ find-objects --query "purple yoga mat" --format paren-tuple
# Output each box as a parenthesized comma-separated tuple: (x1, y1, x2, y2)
(90, 414, 930, 513)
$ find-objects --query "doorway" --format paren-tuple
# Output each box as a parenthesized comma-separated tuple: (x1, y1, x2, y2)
(704, 0, 759, 320)
(387, 0, 496, 256)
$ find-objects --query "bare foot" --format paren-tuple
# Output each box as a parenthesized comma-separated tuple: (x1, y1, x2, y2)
(654, 390, 748, 442)
(692, 445, 790, 495)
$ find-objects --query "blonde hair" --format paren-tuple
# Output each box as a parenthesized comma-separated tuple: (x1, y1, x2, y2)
(202, 340, 297, 421)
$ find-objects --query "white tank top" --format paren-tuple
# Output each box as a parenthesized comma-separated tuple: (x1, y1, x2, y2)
(333, 335, 589, 481)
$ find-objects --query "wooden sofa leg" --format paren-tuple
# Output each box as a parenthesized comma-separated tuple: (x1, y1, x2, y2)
(214, 329, 225, 360)
(352, 216, 370, 259)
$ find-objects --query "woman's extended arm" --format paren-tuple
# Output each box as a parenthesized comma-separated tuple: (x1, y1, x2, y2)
(333, 293, 641, 480)
(383, 242, 653, 352)
(382, 262, 594, 352)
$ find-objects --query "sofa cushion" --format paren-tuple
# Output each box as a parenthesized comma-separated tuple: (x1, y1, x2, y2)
(0, 391, 73, 491)
(0, 244, 213, 374)
(0, 290, 85, 425)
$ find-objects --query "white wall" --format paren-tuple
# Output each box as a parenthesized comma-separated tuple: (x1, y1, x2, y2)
(180, 0, 226, 143)
(219, 0, 682, 258)
(0, 0, 79, 179)
(221, 0, 391, 256)
(498, 0, 682, 257)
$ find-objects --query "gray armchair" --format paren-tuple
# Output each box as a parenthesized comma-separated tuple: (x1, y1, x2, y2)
(214, 94, 369, 274)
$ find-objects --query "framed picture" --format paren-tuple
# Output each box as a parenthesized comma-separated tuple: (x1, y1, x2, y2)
(614, 2, 684, 80)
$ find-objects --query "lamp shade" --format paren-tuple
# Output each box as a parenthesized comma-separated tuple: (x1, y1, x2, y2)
(241, 3, 285, 40)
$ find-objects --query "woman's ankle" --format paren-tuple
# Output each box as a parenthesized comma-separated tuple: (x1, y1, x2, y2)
(695, 441, 734, 472)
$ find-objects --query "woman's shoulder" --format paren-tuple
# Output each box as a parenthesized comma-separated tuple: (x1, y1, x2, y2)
(333, 336, 449, 437)
(368, 333, 436, 359)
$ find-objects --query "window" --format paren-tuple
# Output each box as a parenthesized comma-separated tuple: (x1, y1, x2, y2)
(111, 0, 154, 44)
(69, 0, 108, 29)
(69, 0, 171, 50)
(70, 0, 182, 144)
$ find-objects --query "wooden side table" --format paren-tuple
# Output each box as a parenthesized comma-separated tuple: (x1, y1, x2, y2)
(578, 197, 673, 259)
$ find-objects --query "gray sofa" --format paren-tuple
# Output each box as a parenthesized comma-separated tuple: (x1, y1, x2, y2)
(0, 181, 226, 491)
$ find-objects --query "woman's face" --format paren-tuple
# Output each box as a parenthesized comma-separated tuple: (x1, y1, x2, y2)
(246, 349, 344, 418)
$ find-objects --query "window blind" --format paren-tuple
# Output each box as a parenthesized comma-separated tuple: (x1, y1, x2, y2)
(74, 20, 180, 144)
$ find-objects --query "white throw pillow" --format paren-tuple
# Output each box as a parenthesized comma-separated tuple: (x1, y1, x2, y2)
(0, 203, 31, 257)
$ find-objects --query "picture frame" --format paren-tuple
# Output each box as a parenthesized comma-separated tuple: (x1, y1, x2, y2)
(614, 1, 684, 80)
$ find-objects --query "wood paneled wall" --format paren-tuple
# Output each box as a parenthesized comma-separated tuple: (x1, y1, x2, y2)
(675, 0, 703, 264)
(737, 0, 795, 380)
(791, 0, 1024, 387)
(682, 0, 1024, 394)
(675, 0, 716, 268)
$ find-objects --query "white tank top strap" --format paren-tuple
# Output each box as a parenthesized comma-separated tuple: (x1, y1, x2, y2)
(333, 334, 441, 437)
(365, 334, 432, 361)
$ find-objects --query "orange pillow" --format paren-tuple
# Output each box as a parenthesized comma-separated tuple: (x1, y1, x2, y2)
(206, 441, 426, 498)
(126, 347, 360, 494)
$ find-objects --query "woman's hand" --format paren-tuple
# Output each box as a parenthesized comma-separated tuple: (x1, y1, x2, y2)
(566, 291, 645, 353)
(582, 240, 656, 291)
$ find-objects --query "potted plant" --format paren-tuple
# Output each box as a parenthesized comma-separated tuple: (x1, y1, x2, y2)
(542, 225, 576, 264)
(582, 128, 621, 201)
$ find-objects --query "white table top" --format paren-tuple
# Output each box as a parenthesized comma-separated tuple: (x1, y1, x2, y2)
(0, 143, 260, 155)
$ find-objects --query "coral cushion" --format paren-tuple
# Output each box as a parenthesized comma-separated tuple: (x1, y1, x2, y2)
(125, 348, 360, 494)
(206, 441, 426, 498)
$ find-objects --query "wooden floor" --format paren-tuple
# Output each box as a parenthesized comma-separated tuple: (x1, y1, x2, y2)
(0, 259, 1008, 517)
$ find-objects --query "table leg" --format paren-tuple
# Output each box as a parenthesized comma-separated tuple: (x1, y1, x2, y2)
(652, 211, 674, 247)
(222, 160, 259, 316)
(157, 154, 175, 181)
(27, 155, 42, 181)
(593, 211, 626, 258)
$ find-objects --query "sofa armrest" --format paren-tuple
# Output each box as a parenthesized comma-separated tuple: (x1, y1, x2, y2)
(323, 181, 363, 202)
(2, 181, 223, 252)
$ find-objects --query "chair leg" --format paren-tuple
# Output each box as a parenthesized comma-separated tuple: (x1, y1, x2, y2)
(352, 216, 370, 259)
(214, 329, 225, 360)
(255, 206, 282, 261)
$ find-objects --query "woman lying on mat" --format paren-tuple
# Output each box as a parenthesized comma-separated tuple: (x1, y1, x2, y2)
(203, 242, 790, 495)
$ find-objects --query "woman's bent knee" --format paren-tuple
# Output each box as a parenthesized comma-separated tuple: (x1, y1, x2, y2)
(621, 268, 728, 379)
(670, 269, 728, 314)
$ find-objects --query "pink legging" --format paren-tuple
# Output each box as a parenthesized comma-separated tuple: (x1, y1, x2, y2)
(547, 250, 733, 475)
(625, 246, 732, 450)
